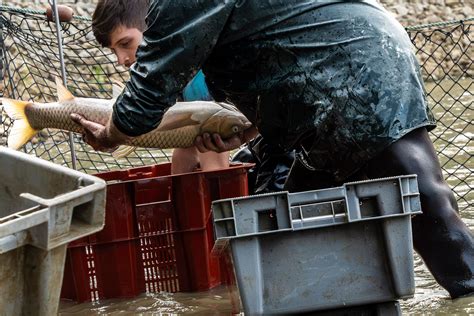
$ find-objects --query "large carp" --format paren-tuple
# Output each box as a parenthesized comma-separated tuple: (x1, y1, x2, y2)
(2, 78, 251, 157)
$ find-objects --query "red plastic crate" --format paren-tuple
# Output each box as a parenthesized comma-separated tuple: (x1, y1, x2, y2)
(60, 163, 250, 302)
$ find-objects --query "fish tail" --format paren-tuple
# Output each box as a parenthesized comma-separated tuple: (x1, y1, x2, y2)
(112, 145, 137, 158)
(2, 98, 38, 149)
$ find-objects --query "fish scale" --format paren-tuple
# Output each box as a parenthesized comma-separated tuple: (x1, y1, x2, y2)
(130, 125, 201, 148)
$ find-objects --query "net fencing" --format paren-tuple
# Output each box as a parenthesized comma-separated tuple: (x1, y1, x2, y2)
(406, 20, 473, 211)
(0, 5, 171, 174)
(0, 6, 472, 211)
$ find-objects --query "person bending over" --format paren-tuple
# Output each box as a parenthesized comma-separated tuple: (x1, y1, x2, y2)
(75, 0, 473, 298)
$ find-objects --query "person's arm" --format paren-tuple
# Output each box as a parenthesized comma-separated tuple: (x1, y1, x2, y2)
(113, 0, 236, 137)
(70, 113, 130, 151)
(76, 0, 236, 150)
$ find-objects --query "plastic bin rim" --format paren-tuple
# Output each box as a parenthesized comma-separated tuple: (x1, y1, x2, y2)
(66, 224, 211, 248)
(343, 174, 418, 186)
(211, 174, 418, 204)
(0, 147, 107, 186)
(215, 211, 421, 241)
(20, 181, 106, 207)
(97, 162, 255, 185)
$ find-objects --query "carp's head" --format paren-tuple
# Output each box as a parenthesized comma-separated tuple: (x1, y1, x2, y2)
(201, 102, 252, 138)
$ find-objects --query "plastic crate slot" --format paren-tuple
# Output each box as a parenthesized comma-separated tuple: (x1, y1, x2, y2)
(214, 217, 234, 222)
(296, 200, 345, 218)
(290, 200, 347, 229)
(84, 245, 100, 302)
(0, 205, 41, 225)
(257, 209, 278, 232)
(71, 200, 95, 226)
(359, 197, 379, 218)
(215, 219, 236, 239)
(213, 201, 233, 220)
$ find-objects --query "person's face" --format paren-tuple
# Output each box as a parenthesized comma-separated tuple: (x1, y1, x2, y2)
(108, 25, 143, 68)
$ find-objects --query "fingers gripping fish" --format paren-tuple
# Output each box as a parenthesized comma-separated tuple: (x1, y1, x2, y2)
(2, 78, 252, 157)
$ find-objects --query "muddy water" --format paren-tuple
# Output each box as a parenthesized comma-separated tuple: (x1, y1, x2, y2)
(59, 78, 473, 315)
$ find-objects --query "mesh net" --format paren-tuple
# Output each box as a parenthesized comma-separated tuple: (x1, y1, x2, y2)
(0, 6, 170, 174)
(0, 6, 472, 211)
(407, 21, 473, 211)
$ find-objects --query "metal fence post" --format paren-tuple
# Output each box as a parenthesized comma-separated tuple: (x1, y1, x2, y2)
(48, 0, 77, 170)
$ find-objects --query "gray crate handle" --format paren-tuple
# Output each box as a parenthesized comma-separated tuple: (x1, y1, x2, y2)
(290, 175, 421, 231)
(213, 175, 421, 240)
(0, 181, 105, 252)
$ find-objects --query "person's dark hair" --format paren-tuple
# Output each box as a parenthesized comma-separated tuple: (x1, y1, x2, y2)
(92, 0, 149, 47)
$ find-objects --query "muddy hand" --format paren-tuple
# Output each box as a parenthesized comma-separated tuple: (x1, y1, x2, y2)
(194, 133, 242, 153)
(70, 113, 121, 153)
(195, 127, 258, 153)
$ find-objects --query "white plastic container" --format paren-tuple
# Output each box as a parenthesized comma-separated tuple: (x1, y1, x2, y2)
(0, 147, 106, 316)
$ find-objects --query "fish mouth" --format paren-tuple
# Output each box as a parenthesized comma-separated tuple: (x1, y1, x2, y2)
(243, 121, 252, 128)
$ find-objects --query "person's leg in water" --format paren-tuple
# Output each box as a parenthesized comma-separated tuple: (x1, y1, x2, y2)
(361, 127, 473, 298)
(198, 151, 229, 170)
(171, 148, 199, 174)
(171, 147, 229, 174)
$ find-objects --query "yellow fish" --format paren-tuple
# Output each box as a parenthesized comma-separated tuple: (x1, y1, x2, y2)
(2, 78, 252, 157)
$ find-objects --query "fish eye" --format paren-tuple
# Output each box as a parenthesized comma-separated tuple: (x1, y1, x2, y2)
(232, 126, 239, 133)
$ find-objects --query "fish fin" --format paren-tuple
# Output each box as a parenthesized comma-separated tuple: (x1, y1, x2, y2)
(2, 98, 38, 149)
(112, 145, 137, 158)
(112, 81, 124, 98)
(55, 77, 75, 102)
(217, 102, 239, 112)
(156, 111, 200, 131)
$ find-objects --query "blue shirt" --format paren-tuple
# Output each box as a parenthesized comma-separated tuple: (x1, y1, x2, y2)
(182, 70, 213, 102)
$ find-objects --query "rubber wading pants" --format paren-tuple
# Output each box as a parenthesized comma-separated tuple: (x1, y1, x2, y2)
(231, 135, 295, 194)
